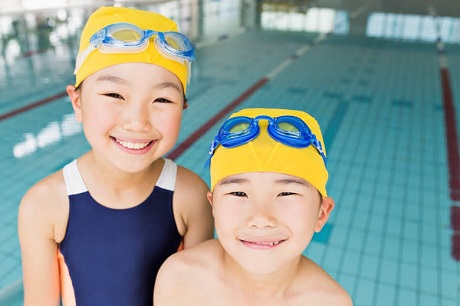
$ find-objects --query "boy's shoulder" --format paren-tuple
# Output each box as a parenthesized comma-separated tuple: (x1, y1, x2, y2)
(160, 239, 221, 272)
(157, 239, 223, 283)
(296, 256, 353, 305)
(154, 240, 222, 304)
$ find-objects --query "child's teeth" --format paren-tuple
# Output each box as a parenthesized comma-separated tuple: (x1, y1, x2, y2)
(256, 241, 279, 246)
(117, 140, 149, 149)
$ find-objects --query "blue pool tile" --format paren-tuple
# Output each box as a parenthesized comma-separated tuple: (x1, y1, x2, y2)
(354, 278, 376, 306)
(397, 288, 418, 306)
(312, 223, 333, 244)
(374, 283, 396, 306)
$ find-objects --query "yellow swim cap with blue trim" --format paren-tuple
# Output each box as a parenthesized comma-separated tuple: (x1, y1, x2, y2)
(210, 108, 329, 196)
(75, 6, 189, 93)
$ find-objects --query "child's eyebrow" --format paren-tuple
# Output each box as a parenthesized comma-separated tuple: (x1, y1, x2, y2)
(276, 178, 309, 187)
(95, 75, 128, 84)
(94, 77, 182, 93)
(218, 177, 248, 186)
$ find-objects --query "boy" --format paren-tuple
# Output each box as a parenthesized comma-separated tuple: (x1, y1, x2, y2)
(18, 6, 214, 306)
(154, 108, 353, 305)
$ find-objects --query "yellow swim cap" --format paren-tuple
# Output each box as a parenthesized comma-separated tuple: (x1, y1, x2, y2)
(75, 6, 190, 93)
(210, 108, 328, 196)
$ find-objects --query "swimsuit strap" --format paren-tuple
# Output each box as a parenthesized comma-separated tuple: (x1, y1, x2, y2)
(156, 158, 177, 191)
(62, 158, 177, 196)
(63, 160, 87, 196)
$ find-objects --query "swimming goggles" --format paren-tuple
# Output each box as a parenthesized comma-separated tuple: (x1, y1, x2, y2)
(74, 22, 195, 83)
(208, 115, 327, 165)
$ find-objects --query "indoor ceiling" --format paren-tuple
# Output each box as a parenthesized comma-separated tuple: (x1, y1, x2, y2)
(313, 0, 460, 17)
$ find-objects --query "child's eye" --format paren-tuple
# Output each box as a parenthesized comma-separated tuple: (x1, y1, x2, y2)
(229, 191, 247, 197)
(103, 92, 124, 99)
(279, 192, 295, 197)
(154, 97, 173, 103)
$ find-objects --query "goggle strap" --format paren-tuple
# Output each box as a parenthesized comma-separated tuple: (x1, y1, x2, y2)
(312, 138, 323, 153)
(204, 156, 212, 169)
(209, 139, 218, 155)
(186, 61, 192, 84)
(74, 44, 96, 74)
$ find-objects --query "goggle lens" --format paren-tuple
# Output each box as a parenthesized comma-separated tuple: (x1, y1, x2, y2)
(165, 36, 182, 50)
(229, 122, 251, 134)
(276, 121, 300, 135)
(111, 28, 142, 42)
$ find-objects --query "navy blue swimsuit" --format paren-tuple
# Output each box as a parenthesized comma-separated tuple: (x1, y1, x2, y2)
(59, 158, 182, 305)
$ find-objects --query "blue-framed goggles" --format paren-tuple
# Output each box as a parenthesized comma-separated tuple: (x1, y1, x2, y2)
(74, 22, 195, 82)
(208, 115, 327, 165)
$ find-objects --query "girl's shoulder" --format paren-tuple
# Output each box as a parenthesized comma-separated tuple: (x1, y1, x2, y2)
(21, 169, 68, 209)
(297, 257, 353, 305)
(170, 163, 214, 246)
(175, 164, 209, 195)
(19, 168, 70, 243)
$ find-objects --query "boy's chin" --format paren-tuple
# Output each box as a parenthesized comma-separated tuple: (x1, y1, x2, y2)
(230, 253, 294, 276)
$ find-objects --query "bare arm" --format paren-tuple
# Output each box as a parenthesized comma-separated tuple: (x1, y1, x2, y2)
(302, 257, 354, 306)
(153, 255, 187, 305)
(174, 166, 214, 249)
(18, 174, 67, 306)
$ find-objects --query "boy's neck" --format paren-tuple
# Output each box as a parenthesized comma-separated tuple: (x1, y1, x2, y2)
(222, 249, 303, 298)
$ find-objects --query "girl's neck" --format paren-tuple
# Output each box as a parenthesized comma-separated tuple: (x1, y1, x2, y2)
(80, 151, 162, 189)
(76, 152, 164, 209)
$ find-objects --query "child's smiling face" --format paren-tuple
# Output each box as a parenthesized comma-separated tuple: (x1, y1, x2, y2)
(209, 171, 331, 275)
(69, 62, 184, 173)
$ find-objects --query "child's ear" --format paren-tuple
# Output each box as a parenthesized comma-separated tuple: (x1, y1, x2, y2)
(207, 191, 213, 207)
(66, 84, 83, 122)
(315, 197, 335, 232)
(207, 191, 217, 218)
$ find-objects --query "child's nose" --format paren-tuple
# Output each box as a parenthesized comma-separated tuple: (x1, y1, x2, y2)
(247, 202, 276, 228)
(120, 102, 151, 132)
